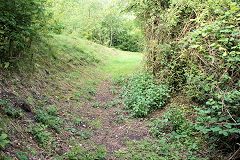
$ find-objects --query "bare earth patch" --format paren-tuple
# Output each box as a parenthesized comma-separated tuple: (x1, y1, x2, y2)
(79, 80, 151, 159)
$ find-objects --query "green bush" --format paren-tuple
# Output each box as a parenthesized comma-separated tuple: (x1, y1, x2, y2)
(121, 73, 170, 117)
(149, 105, 206, 159)
(127, 0, 240, 156)
(183, 2, 240, 149)
(0, 0, 47, 64)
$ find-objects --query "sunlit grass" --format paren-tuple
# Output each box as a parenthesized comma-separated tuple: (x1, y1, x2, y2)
(101, 50, 143, 78)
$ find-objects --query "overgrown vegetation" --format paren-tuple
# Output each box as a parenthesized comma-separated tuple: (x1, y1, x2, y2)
(121, 73, 170, 117)
(34, 106, 62, 132)
(0, 0, 47, 66)
(27, 123, 54, 147)
(125, 0, 240, 158)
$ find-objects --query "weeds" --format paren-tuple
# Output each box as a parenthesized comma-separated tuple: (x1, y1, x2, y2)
(34, 107, 62, 132)
(72, 117, 83, 126)
(0, 127, 10, 148)
(75, 130, 91, 140)
(112, 76, 127, 86)
(87, 86, 95, 96)
(27, 123, 54, 147)
(91, 102, 101, 108)
(66, 145, 106, 160)
(149, 105, 206, 159)
(109, 99, 121, 107)
(103, 103, 109, 109)
(0, 101, 24, 119)
(17, 151, 28, 160)
(121, 73, 170, 117)
(110, 86, 117, 95)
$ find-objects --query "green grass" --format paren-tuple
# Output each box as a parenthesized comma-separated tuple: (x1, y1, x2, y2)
(0, 33, 144, 159)
(101, 49, 143, 78)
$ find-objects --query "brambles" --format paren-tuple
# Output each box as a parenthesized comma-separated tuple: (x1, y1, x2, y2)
(126, 0, 240, 157)
(148, 105, 205, 159)
(121, 73, 170, 117)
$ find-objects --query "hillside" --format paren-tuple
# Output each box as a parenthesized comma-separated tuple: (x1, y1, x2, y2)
(0, 34, 143, 159)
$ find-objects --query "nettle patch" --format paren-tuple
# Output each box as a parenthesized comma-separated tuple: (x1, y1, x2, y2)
(120, 73, 170, 117)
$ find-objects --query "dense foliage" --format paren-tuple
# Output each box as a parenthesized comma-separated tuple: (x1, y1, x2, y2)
(1, 0, 239, 159)
(121, 73, 170, 117)
(0, 0, 48, 65)
(48, 0, 143, 52)
(125, 0, 240, 157)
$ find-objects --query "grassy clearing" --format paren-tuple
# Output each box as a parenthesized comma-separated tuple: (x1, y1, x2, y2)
(101, 48, 143, 78)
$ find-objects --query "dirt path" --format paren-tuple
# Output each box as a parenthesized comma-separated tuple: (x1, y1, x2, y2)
(80, 80, 151, 159)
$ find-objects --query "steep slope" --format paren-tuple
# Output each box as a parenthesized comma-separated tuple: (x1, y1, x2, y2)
(0, 34, 143, 159)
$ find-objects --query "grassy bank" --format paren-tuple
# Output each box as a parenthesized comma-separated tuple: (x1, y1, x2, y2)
(0, 34, 142, 159)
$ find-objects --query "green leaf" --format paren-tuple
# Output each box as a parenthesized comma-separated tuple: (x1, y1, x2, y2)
(219, 130, 228, 136)
(202, 129, 210, 134)
(210, 127, 221, 132)
(4, 62, 9, 69)
(0, 133, 8, 139)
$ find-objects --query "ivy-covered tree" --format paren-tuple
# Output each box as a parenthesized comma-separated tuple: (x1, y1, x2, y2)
(126, 0, 240, 156)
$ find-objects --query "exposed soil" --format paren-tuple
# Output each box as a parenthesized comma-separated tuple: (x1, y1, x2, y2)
(78, 80, 151, 159)
(0, 77, 152, 159)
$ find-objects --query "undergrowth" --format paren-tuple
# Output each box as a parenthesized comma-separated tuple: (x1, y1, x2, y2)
(66, 145, 106, 160)
(120, 73, 170, 117)
(27, 123, 54, 148)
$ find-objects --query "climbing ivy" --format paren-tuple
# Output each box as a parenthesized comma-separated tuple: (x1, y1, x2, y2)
(126, 0, 240, 156)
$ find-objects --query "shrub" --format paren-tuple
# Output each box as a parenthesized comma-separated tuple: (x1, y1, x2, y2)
(0, 0, 47, 64)
(121, 73, 170, 117)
